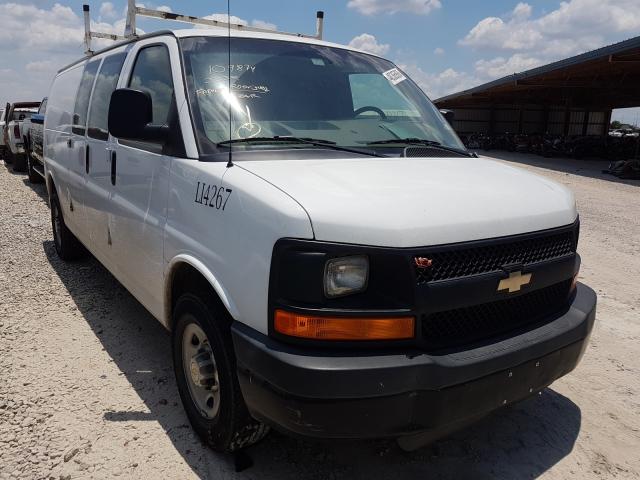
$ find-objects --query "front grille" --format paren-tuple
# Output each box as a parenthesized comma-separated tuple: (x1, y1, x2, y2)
(420, 279, 573, 350)
(414, 225, 577, 284)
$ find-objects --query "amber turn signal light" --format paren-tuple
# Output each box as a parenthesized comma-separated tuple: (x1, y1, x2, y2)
(274, 309, 415, 341)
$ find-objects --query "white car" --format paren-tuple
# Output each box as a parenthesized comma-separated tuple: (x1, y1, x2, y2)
(3, 102, 40, 171)
(44, 28, 596, 452)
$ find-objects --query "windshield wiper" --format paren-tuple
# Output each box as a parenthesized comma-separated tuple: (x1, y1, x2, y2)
(367, 138, 475, 157)
(218, 136, 383, 157)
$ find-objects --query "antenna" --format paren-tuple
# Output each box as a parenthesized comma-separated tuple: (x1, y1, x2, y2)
(227, 0, 233, 168)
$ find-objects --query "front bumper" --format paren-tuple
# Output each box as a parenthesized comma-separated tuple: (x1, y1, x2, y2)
(232, 283, 596, 439)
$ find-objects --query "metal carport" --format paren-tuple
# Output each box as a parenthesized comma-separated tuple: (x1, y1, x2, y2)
(434, 36, 640, 137)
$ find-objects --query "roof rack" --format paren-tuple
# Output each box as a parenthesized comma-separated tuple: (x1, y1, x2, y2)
(83, 5, 125, 55)
(83, 1, 324, 55)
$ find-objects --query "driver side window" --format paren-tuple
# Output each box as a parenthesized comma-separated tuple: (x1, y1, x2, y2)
(128, 45, 175, 126)
(123, 44, 176, 153)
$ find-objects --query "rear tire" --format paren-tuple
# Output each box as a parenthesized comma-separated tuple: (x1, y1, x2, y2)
(4, 148, 13, 164)
(12, 152, 26, 172)
(50, 193, 86, 261)
(172, 293, 269, 453)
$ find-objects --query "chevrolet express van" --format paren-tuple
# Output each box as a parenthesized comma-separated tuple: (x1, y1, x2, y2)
(44, 28, 596, 452)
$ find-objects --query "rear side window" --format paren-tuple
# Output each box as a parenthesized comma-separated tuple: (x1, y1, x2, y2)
(128, 45, 174, 126)
(72, 60, 100, 135)
(88, 53, 127, 141)
(47, 66, 84, 133)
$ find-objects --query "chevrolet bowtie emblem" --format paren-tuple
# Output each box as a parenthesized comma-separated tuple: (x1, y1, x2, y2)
(497, 271, 532, 293)
(414, 257, 433, 269)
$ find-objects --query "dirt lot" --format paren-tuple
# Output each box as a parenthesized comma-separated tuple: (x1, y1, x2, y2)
(1, 152, 639, 480)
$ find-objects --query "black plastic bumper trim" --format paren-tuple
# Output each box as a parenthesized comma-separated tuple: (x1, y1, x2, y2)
(231, 283, 596, 438)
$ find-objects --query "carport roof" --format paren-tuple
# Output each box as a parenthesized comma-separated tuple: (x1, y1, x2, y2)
(434, 35, 640, 110)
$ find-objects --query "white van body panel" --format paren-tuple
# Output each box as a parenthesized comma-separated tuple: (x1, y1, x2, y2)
(44, 63, 87, 237)
(237, 157, 577, 248)
(164, 159, 314, 333)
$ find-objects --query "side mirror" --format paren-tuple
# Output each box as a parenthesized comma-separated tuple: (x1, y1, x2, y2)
(31, 114, 44, 125)
(108, 88, 168, 142)
(440, 109, 455, 125)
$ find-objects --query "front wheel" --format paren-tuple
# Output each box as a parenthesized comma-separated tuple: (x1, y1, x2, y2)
(172, 293, 269, 452)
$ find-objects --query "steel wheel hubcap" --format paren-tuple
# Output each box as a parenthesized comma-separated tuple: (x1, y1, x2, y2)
(182, 320, 220, 419)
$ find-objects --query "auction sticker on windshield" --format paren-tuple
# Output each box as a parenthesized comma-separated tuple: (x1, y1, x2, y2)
(382, 68, 407, 85)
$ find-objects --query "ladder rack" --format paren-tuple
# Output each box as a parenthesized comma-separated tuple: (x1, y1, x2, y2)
(83, 1, 324, 55)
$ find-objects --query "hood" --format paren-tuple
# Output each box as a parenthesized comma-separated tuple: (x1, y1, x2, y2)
(238, 157, 577, 247)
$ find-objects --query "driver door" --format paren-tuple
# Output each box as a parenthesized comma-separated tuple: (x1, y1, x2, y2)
(107, 38, 180, 318)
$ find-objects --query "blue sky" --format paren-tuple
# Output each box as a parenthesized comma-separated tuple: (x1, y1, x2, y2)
(1, 0, 639, 123)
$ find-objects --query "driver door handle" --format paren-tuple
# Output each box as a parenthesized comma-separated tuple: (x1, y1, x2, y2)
(110, 151, 117, 186)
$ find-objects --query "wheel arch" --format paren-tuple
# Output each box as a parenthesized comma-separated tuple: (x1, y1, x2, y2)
(164, 255, 241, 332)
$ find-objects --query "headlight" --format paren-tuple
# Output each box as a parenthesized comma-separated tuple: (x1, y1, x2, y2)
(324, 255, 368, 298)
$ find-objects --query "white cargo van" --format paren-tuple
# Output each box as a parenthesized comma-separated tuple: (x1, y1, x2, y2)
(44, 24, 596, 452)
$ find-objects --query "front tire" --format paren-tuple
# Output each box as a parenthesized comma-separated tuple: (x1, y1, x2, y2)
(172, 293, 269, 452)
(50, 193, 86, 261)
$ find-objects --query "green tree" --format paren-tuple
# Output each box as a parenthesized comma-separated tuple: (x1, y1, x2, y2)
(610, 120, 622, 129)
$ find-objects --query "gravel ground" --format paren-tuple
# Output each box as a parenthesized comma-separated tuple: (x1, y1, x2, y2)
(1, 153, 639, 480)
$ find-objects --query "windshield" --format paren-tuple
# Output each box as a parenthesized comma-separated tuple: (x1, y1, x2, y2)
(180, 36, 465, 157)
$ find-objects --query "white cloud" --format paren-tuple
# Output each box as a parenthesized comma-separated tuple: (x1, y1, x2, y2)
(348, 33, 390, 56)
(348, 0, 441, 16)
(433, 47, 444, 55)
(99, 2, 117, 20)
(0, 2, 132, 106)
(0, 3, 83, 50)
(447, 0, 640, 97)
(157, 5, 172, 13)
(251, 19, 277, 31)
(511, 2, 532, 21)
(461, 0, 640, 54)
(398, 64, 476, 99)
(202, 13, 249, 26)
(473, 53, 543, 79)
(201, 13, 277, 31)
(25, 60, 56, 73)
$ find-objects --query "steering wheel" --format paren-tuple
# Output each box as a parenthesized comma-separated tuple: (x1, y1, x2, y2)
(353, 106, 387, 120)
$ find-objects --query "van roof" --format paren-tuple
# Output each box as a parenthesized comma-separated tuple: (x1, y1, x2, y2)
(58, 28, 382, 74)
(177, 28, 376, 55)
